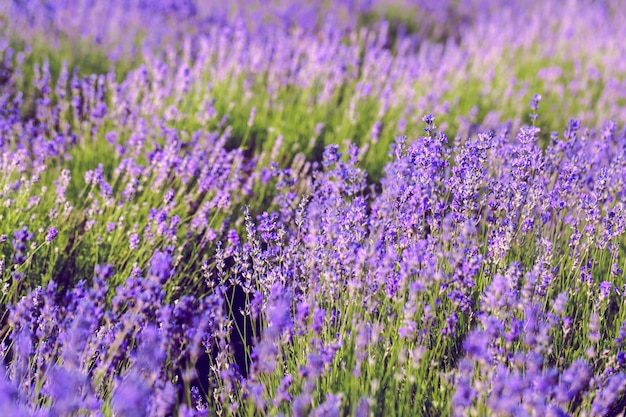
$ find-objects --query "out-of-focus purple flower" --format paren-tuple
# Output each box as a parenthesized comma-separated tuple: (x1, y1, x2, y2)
(441, 311, 458, 336)
(46, 365, 100, 416)
(273, 374, 294, 407)
(0, 370, 30, 416)
(371, 120, 382, 143)
(149, 249, 175, 284)
(246, 380, 266, 411)
(177, 404, 195, 417)
(311, 308, 326, 335)
(247, 107, 257, 127)
(45, 226, 58, 243)
(111, 370, 151, 417)
(227, 229, 240, 247)
(463, 330, 491, 364)
(106, 222, 116, 233)
(552, 292, 568, 315)
(590, 373, 626, 416)
(322, 145, 341, 167)
(129, 233, 140, 250)
(293, 393, 312, 417)
(265, 283, 292, 339)
(11, 226, 33, 279)
(253, 339, 278, 374)
(164, 188, 175, 204)
(555, 359, 592, 403)
(95, 263, 115, 280)
(599, 281, 613, 301)
(529, 93, 542, 112)
(355, 397, 371, 417)
(310, 393, 342, 417)
(453, 359, 476, 412)
(589, 313, 600, 344)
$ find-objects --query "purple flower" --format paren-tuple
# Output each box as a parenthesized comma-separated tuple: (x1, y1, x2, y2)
(247, 107, 257, 127)
(106, 222, 117, 233)
(441, 311, 458, 336)
(45, 365, 100, 416)
(95, 264, 115, 280)
(273, 374, 294, 407)
(422, 114, 436, 134)
(529, 93, 542, 112)
(164, 188, 175, 204)
(129, 233, 140, 250)
(111, 371, 151, 417)
(311, 308, 326, 335)
(599, 281, 613, 301)
(227, 229, 240, 247)
(311, 393, 342, 417)
(265, 283, 292, 339)
(253, 340, 278, 374)
(45, 226, 58, 243)
(355, 398, 371, 417)
(616, 321, 626, 347)
(589, 313, 600, 344)
(555, 359, 591, 403)
(463, 331, 490, 363)
(149, 249, 175, 284)
(246, 381, 266, 411)
(11, 226, 33, 275)
(322, 145, 341, 167)
(552, 292, 568, 315)
(590, 373, 626, 416)
(293, 393, 312, 417)
(453, 359, 476, 412)
(0, 370, 30, 416)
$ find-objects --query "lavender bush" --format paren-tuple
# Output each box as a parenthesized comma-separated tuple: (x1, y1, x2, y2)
(1, 0, 626, 416)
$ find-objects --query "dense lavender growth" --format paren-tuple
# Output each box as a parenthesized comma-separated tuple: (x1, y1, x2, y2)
(1, 0, 626, 416)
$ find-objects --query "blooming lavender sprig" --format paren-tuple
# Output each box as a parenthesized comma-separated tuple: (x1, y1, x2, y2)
(11, 226, 33, 280)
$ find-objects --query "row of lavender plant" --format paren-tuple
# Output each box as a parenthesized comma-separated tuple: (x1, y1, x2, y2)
(0, 0, 626, 416)
(3, 0, 626, 181)
(4, 103, 626, 415)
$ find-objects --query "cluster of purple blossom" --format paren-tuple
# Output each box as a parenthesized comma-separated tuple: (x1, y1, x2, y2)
(2, 0, 626, 150)
(3, 108, 626, 414)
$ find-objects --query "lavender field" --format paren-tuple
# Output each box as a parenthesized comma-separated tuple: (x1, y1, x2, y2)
(1, 0, 626, 415)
